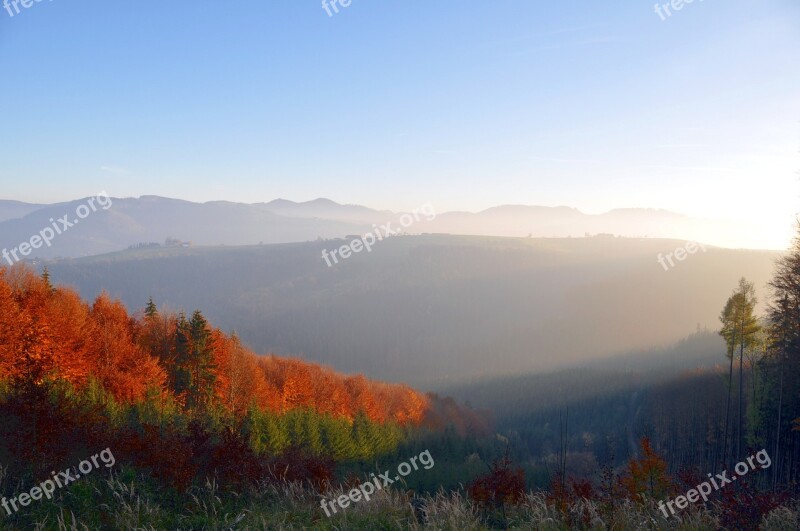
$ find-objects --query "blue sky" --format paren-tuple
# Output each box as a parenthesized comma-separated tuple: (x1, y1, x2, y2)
(1, 1, 799, 247)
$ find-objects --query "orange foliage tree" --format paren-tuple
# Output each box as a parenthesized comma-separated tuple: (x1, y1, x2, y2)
(621, 437, 673, 501)
(0, 264, 431, 427)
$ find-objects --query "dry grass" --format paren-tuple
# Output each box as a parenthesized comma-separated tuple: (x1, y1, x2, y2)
(0, 472, 796, 530)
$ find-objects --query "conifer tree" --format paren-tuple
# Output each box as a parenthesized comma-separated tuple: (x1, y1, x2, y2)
(767, 227, 800, 486)
(188, 311, 217, 412)
(145, 297, 158, 319)
(41, 267, 53, 292)
(302, 409, 324, 455)
(172, 313, 192, 407)
(320, 415, 355, 460)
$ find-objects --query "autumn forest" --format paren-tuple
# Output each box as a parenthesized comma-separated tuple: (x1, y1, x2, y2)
(2, 226, 800, 529)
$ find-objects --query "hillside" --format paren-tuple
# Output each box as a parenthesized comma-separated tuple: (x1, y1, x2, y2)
(0, 265, 444, 430)
(0, 200, 45, 223)
(45, 234, 777, 387)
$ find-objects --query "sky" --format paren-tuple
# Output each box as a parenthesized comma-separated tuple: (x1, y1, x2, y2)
(0, 0, 799, 248)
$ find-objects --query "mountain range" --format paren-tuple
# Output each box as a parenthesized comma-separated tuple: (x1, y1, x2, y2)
(0, 196, 766, 260)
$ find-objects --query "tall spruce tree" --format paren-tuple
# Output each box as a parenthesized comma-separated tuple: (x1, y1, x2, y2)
(188, 310, 217, 413)
(41, 267, 53, 292)
(172, 313, 193, 407)
(171, 311, 218, 413)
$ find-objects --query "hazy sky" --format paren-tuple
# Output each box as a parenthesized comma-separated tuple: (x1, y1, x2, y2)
(1, 1, 799, 246)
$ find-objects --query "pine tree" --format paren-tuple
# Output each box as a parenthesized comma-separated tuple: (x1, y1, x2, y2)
(145, 297, 158, 319)
(187, 311, 217, 413)
(302, 409, 324, 456)
(352, 411, 384, 459)
(767, 228, 800, 486)
(263, 410, 290, 455)
(320, 415, 355, 460)
(41, 267, 53, 292)
(169, 311, 219, 413)
(172, 313, 192, 408)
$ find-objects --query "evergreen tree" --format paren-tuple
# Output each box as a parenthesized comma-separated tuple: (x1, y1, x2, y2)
(767, 228, 800, 486)
(263, 410, 290, 455)
(302, 409, 324, 456)
(352, 410, 384, 459)
(41, 267, 53, 292)
(320, 415, 356, 460)
(171, 313, 193, 409)
(187, 311, 217, 413)
(145, 297, 159, 319)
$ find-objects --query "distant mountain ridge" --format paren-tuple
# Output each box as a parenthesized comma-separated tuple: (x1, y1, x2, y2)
(0, 195, 766, 259)
(254, 198, 393, 224)
(0, 200, 46, 223)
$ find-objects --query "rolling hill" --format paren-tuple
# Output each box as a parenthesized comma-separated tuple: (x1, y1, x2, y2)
(44, 234, 778, 387)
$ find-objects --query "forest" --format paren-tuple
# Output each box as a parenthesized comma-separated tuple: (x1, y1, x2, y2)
(1, 230, 800, 529)
(45, 234, 776, 386)
(0, 265, 491, 527)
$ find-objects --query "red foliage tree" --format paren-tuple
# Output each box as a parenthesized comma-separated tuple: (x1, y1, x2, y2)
(468, 450, 526, 511)
(84, 293, 165, 402)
